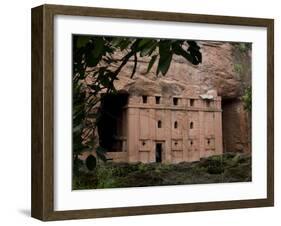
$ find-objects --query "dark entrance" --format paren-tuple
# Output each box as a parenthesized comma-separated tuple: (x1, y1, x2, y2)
(97, 92, 128, 151)
(155, 143, 163, 163)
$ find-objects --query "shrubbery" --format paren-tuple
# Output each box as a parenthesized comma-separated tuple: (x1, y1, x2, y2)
(73, 153, 251, 190)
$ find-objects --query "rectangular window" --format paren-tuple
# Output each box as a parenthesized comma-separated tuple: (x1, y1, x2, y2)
(142, 95, 147, 103)
(157, 120, 162, 128)
(155, 96, 161, 104)
(190, 121, 194, 129)
(190, 99, 195, 106)
(173, 97, 178, 105)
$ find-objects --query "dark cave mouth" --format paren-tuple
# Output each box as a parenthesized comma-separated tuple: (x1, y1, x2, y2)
(97, 92, 128, 151)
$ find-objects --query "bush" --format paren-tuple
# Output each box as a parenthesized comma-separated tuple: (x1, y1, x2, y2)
(72, 153, 252, 189)
(96, 165, 118, 188)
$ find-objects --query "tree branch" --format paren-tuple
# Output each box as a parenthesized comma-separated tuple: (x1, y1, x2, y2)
(111, 39, 140, 80)
(131, 53, 138, 78)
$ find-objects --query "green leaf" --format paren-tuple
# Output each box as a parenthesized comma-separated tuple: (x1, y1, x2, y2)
(111, 38, 133, 51)
(119, 39, 132, 50)
(85, 38, 106, 67)
(86, 56, 99, 67)
(140, 41, 158, 57)
(158, 53, 172, 75)
(111, 37, 123, 47)
(138, 38, 153, 48)
(157, 41, 173, 75)
(87, 53, 102, 67)
(172, 41, 202, 65)
(173, 44, 193, 63)
(187, 42, 202, 65)
(146, 55, 157, 74)
(76, 36, 91, 48)
(92, 38, 105, 58)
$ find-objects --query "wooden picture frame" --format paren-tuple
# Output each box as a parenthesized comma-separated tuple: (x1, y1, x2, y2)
(31, 4, 274, 221)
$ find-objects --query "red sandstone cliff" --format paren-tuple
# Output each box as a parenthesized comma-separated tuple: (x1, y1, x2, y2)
(112, 41, 252, 153)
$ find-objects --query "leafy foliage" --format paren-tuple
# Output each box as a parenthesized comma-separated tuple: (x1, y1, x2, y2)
(72, 35, 202, 164)
(234, 63, 243, 75)
(241, 86, 252, 112)
(237, 42, 251, 53)
(72, 153, 251, 189)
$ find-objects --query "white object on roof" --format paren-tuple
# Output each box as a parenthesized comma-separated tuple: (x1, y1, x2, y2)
(199, 94, 214, 99)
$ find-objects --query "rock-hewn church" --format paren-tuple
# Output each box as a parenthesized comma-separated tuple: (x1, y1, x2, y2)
(104, 90, 223, 163)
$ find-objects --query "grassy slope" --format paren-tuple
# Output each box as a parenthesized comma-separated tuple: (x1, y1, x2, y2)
(73, 152, 251, 190)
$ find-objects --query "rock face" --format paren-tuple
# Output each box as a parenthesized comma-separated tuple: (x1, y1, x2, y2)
(112, 41, 252, 153)
(222, 100, 251, 153)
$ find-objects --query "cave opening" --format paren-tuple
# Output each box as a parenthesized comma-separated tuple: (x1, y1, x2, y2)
(221, 98, 251, 153)
(97, 92, 128, 152)
(221, 98, 236, 153)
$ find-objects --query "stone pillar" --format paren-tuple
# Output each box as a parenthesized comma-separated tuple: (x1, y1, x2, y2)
(149, 108, 156, 162)
(198, 111, 205, 159)
(182, 111, 189, 161)
(164, 109, 172, 163)
(127, 107, 139, 162)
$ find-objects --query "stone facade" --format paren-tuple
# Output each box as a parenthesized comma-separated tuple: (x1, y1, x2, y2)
(106, 91, 223, 163)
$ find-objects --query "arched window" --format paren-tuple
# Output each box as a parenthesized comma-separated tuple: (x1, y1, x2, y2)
(190, 121, 194, 129)
(174, 121, 178, 128)
(157, 120, 162, 128)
